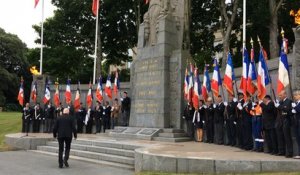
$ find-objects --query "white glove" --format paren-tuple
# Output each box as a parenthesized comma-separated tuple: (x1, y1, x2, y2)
(292, 103, 296, 108)
(252, 106, 255, 110)
(252, 102, 256, 106)
(243, 102, 248, 107)
(182, 116, 186, 119)
(213, 104, 216, 108)
(274, 101, 280, 108)
(203, 105, 207, 109)
(233, 98, 237, 102)
(234, 121, 237, 125)
(275, 99, 279, 103)
(103, 106, 106, 109)
(292, 109, 296, 114)
(237, 103, 242, 110)
(202, 121, 205, 124)
(120, 98, 124, 101)
(224, 102, 228, 106)
(259, 100, 263, 104)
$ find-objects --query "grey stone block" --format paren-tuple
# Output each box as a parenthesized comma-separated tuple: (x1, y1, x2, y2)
(261, 160, 300, 172)
(215, 160, 261, 173)
(187, 159, 215, 173)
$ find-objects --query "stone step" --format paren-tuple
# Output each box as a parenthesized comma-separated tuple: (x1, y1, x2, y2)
(30, 150, 134, 170)
(153, 137, 191, 143)
(47, 142, 134, 158)
(158, 132, 187, 138)
(72, 139, 141, 150)
(37, 146, 134, 165)
(161, 128, 185, 133)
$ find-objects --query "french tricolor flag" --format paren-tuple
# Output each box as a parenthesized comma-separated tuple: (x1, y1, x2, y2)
(43, 80, 51, 104)
(192, 68, 201, 109)
(257, 49, 270, 100)
(277, 40, 290, 94)
(211, 58, 222, 98)
(86, 81, 93, 108)
(113, 71, 120, 97)
(247, 48, 257, 95)
(239, 48, 249, 99)
(202, 65, 211, 101)
(105, 75, 112, 99)
(187, 63, 194, 102)
(65, 79, 72, 104)
(223, 53, 235, 96)
(96, 76, 103, 102)
(184, 67, 189, 101)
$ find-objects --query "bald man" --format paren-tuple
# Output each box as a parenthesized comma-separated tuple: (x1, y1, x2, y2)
(53, 108, 77, 168)
(274, 90, 293, 158)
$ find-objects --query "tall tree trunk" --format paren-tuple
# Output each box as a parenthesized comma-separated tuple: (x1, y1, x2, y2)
(269, 0, 284, 59)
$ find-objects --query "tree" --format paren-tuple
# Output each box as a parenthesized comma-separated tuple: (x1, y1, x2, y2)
(0, 28, 31, 106)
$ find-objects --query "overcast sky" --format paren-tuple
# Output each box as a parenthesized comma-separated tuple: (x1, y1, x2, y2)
(0, 0, 56, 48)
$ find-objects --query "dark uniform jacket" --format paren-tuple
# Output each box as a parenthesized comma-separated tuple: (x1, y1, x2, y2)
(214, 102, 225, 124)
(34, 107, 43, 120)
(227, 101, 238, 121)
(53, 114, 77, 139)
(205, 104, 214, 122)
(103, 106, 112, 120)
(260, 101, 276, 129)
(183, 105, 195, 121)
(45, 105, 55, 119)
(277, 98, 293, 127)
(122, 97, 131, 112)
(23, 107, 32, 121)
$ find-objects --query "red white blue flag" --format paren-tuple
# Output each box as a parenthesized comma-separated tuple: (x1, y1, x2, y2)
(18, 78, 24, 106)
(65, 79, 72, 104)
(187, 63, 194, 102)
(192, 68, 201, 109)
(86, 81, 93, 108)
(211, 58, 222, 98)
(257, 49, 270, 100)
(54, 82, 60, 107)
(74, 81, 81, 111)
(240, 48, 249, 99)
(96, 76, 103, 102)
(31, 81, 37, 103)
(202, 65, 211, 101)
(105, 75, 112, 99)
(223, 53, 235, 96)
(277, 39, 290, 94)
(113, 71, 120, 97)
(184, 67, 189, 101)
(247, 48, 257, 95)
(43, 79, 51, 104)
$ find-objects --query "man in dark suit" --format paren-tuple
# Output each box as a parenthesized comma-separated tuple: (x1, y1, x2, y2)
(53, 108, 77, 168)
(292, 90, 300, 159)
(76, 103, 86, 133)
(236, 93, 244, 148)
(121, 91, 131, 126)
(183, 102, 195, 139)
(275, 90, 293, 158)
(213, 95, 225, 144)
(22, 103, 32, 136)
(45, 102, 55, 133)
(204, 97, 214, 143)
(260, 95, 278, 155)
(33, 103, 43, 133)
(103, 101, 111, 133)
(94, 101, 103, 133)
(225, 95, 238, 146)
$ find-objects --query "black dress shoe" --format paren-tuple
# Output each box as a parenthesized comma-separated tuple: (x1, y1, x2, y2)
(285, 155, 293, 158)
(59, 165, 63, 168)
(64, 161, 69, 167)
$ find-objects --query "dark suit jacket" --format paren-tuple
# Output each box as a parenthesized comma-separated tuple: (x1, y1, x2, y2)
(260, 101, 276, 129)
(214, 103, 225, 124)
(205, 104, 214, 122)
(183, 105, 195, 121)
(227, 101, 238, 121)
(53, 114, 77, 139)
(277, 98, 293, 125)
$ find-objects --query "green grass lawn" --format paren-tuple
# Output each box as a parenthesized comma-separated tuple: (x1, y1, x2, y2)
(0, 112, 21, 151)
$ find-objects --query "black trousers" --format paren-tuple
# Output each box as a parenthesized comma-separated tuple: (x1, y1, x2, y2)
(46, 118, 54, 133)
(265, 128, 278, 153)
(33, 119, 40, 133)
(186, 120, 194, 139)
(242, 117, 253, 150)
(276, 125, 286, 155)
(283, 120, 293, 156)
(227, 119, 236, 146)
(236, 118, 243, 148)
(95, 118, 102, 133)
(214, 122, 224, 144)
(86, 120, 93, 134)
(58, 137, 72, 166)
(77, 118, 83, 133)
(22, 118, 25, 133)
(24, 120, 31, 134)
(103, 118, 109, 133)
(206, 120, 214, 143)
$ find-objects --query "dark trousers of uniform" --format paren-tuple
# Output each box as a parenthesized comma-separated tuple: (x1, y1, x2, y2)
(122, 110, 130, 126)
(111, 117, 117, 130)
(86, 120, 93, 134)
(22, 119, 25, 133)
(214, 122, 224, 144)
(276, 124, 286, 155)
(33, 119, 40, 133)
(95, 118, 102, 133)
(236, 118, 243, 148)
(242, 116, 253, 150)
(103, 118, 109, 133)
(24, 120, 31, 134)
(295, 118, 300, 156)
(77, 118, 83, 133)
(206, 120, 214, 143)
(265, 128, 278, 154)
(58, 137, 72, 166)
(227, 119, 236, 146)
(186, 120, 194, 139)
(252, 116, 263, 150)
(283, 119, 293, 157)
(46, 118, 54, 133)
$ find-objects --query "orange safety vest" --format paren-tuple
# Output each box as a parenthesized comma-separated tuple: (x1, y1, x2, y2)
(250, 105, 262, 116)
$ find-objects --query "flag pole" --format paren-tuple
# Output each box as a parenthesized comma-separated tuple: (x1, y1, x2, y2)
(39, 0, 45, 74)
(242, 0, 246, 49)
(257, 36, 276, 100)
(93, 0, 100, 85)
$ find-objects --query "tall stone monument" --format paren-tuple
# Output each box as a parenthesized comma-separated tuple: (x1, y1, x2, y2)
(130, 0, 191, 128)
(292, 11, 300, 90)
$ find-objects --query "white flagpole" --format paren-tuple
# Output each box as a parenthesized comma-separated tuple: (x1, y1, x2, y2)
(39, 0, 45, 74)
(93, 0, 100, 84)
(242, 0, 246, 49)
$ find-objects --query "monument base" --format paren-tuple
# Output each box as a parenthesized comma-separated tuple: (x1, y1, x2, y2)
(109, 127, 161, 140)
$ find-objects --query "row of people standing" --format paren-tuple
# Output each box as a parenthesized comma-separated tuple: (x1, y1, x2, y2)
(184, 90, 300, 159)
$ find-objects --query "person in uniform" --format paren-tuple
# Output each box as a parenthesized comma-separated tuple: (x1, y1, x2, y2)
(183, 102, 195, 139)
(45, 102, 55, 133)
(94, 101, 103, 133)
(111, 98, 120, 129)
(205, 97, 214, 143)
(121, 91, 131, 126)
(250, 100, 263, 152)
(292, 90, 300, 159)
(76, 103, 86, 133)
(260, 95, 278, 155)
(33, 103, 43, 133)
(53, 108, 77, 168)
(213, 95, 225, 145)
(85, 107, 93, 134)
(274, 90, 293, 158)
(103, 101, 111, 133)
(22, 103, 32, 136)
(193, 100, 205, 142)
(236, 93, 245, 148)
(225, 95, 238, 146)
